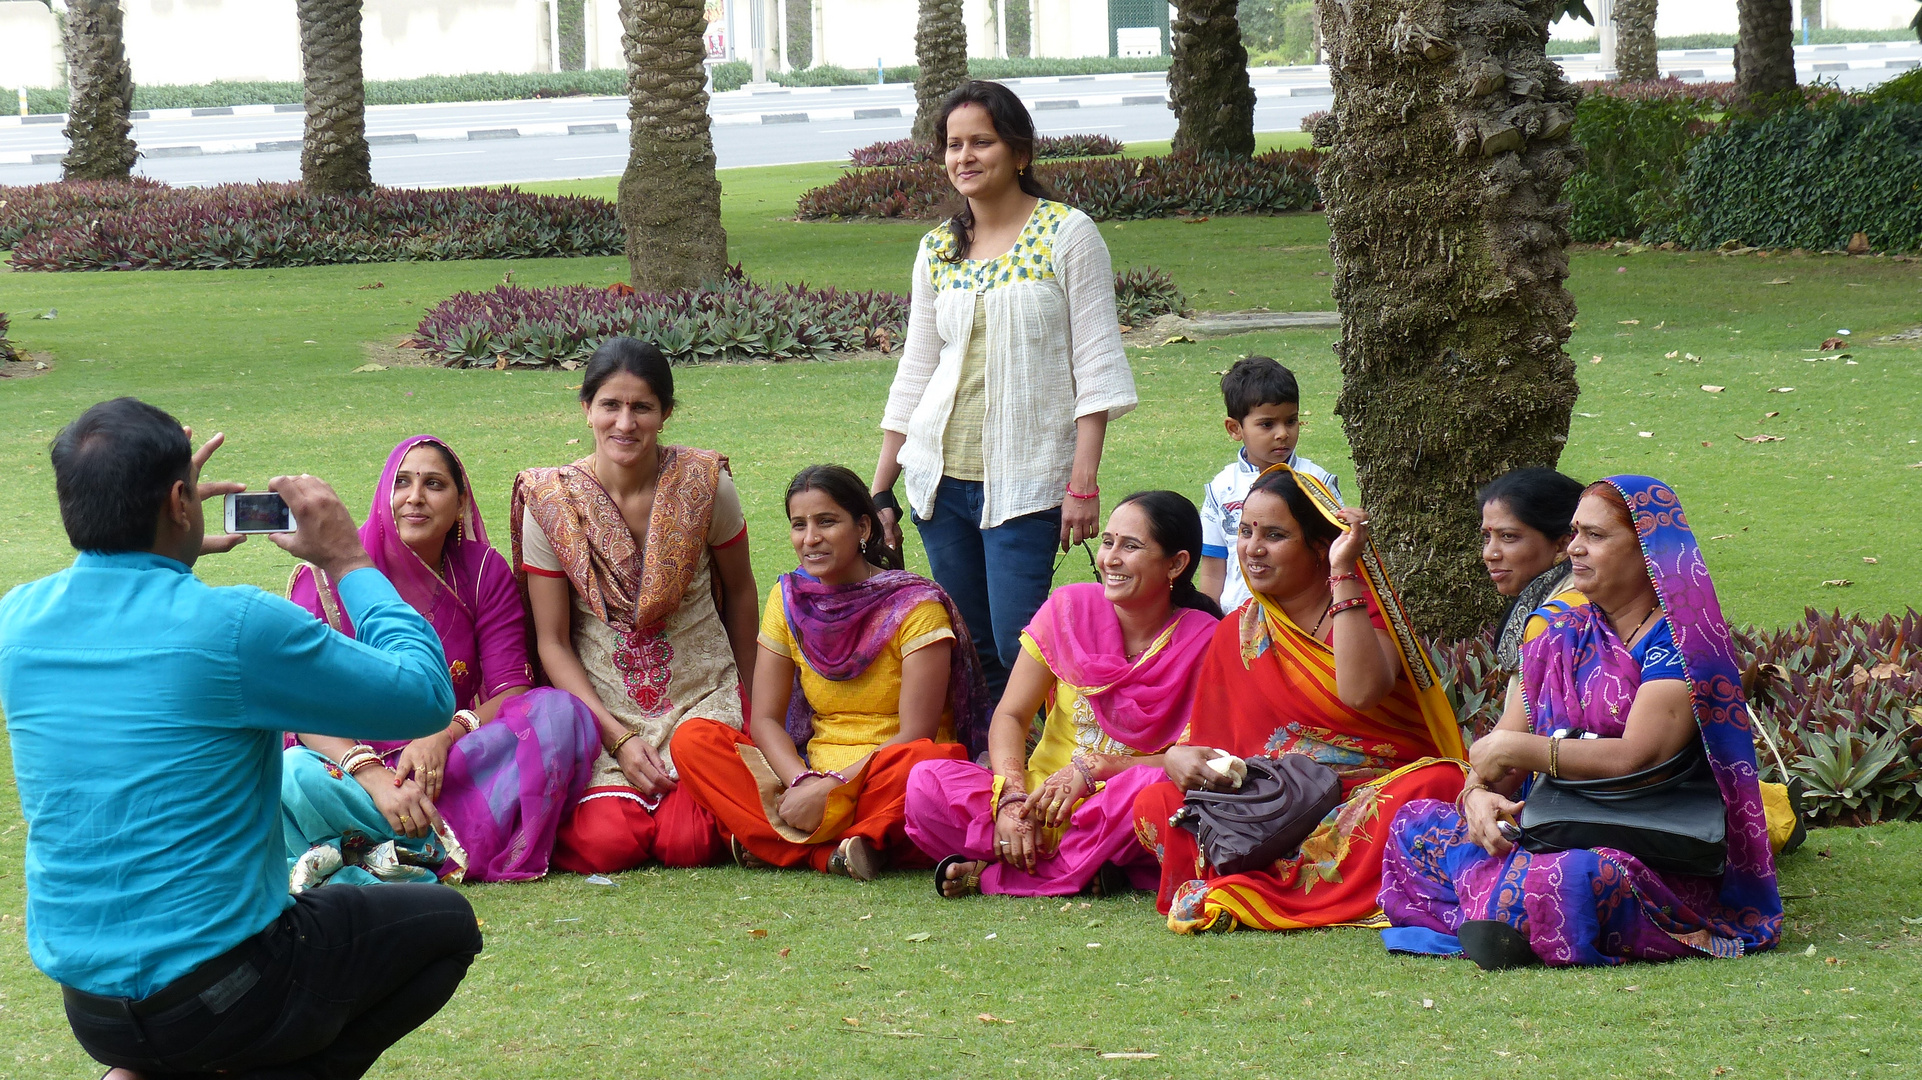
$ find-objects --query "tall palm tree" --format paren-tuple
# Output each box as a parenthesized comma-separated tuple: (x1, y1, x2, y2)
(296, 0, 373, 193)
(1316, 0, 1583, 640)
(1169, 0, 1255, 156)
(619, 0, 728, 289)
(1614, 0, 1659, 81)
(912, 0, 969, 144)
(61, 0, 138, 182)
(1736, 0, 1798, 104)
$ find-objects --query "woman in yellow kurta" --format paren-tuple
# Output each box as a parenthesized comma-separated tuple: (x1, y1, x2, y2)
(671, 466, 985, 878)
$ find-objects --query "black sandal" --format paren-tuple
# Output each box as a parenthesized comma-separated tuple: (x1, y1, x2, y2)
(933, 854, 983, 898)
(1088, 862, 1131, 898)
(1457, 920, 1541, 971)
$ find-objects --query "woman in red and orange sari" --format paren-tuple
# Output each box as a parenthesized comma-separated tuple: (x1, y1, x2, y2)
(512, 339, 761, 873)
(1132, 465, 1467, 933)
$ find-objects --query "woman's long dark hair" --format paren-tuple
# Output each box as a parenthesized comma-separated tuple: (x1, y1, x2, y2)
(785, 464, 904, 572)
(1114, 490, 1223, 619)
(935, 80, 1056, 264)
(1479, 467, 1584, 542)
(1248, 468, 1342, 569)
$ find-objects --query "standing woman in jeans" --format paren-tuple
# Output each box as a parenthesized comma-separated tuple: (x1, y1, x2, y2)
(872, 80, 1137, 699)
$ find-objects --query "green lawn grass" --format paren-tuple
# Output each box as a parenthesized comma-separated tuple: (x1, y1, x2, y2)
(1, 153, 1920, 1078)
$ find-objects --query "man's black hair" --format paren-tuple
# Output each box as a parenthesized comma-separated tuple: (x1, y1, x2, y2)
(50, 397, 192, 552)
(1220, 355, 1300, 422)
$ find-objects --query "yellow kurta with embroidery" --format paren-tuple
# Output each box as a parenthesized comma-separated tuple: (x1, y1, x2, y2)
(759, 591, 956, 774)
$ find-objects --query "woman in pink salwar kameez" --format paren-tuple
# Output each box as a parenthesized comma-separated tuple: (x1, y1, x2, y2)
(906, 492, 1219, 897)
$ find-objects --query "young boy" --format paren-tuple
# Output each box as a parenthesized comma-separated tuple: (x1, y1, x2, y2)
(1199, 356, 1343, 613)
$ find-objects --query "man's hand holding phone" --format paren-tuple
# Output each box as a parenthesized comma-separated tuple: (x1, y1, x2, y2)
(268, 474, 375, 582)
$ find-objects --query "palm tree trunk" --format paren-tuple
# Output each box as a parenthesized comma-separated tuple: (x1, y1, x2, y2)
(1736, 0, 1798, 103)
(1169, 0, 1255, 156)
(912, 0, 970, 144)
(1316, 0, 1583, 641)
(60, 0, 137, 182)
(620, 0, 728, 290)
(1614, 0, 1659, 81)
(296, 0, 373, 193)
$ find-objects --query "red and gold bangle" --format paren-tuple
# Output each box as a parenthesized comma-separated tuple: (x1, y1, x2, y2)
(1328, 596, 1369, 617)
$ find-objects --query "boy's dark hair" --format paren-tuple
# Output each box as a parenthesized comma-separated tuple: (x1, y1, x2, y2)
(1220, 355, 1300, 422)
(50, 397, 193, 553)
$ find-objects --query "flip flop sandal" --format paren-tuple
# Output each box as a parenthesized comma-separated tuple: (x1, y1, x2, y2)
(1457, 920, 1541, 971)
(729, 835, 771, 870)
(1088, 862, 1131, 899)
(827, 836, 884, 881)
(932, 854, 983, 898)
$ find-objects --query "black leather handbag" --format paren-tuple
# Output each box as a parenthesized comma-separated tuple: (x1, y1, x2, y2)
(1520, 743, 1728, 877)
(1170, 754, 1342, 876)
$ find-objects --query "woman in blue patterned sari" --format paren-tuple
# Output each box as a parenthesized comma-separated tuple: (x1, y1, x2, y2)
(1379, 475, 1782, 967)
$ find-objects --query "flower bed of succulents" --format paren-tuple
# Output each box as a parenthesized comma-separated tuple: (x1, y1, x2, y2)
(846, 133, 1125, 168)
(796, 148, 1322, 222)
(413, 263, 1189, 368)
(0, 312, 16, 364)
(1, 180, 622, 271)
(1429, 608, 1922, 828)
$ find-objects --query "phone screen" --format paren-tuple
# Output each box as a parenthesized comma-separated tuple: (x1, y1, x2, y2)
(227, 492, 293, 534)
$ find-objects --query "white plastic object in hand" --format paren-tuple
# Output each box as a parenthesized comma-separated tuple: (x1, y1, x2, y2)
(1206, 753, 1248, 788)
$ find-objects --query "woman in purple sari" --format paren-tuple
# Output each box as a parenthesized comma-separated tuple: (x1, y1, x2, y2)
(1379, 475, 1782, 967)
(282, 435, 599, 885)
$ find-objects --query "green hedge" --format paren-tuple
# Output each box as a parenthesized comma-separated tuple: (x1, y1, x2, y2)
(23, 56, 1178, 115)
(1666, 99, 1922, 252)
(1565, 92, 1709, 242)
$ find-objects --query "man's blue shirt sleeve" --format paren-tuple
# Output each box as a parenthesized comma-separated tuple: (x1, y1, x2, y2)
(236, 567, 454, 739)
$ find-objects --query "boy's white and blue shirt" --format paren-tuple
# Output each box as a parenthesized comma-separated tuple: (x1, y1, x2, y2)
(1201, 448, 1342, 615)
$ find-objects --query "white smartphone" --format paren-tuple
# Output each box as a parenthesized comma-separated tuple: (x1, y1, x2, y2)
(224, 492, 295, 534)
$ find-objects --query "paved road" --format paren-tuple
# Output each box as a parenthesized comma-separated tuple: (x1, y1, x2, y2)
(1, 40, 1916, 188)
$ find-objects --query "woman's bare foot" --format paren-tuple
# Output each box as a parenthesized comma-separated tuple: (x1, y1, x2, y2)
(938, 857, 986, 897)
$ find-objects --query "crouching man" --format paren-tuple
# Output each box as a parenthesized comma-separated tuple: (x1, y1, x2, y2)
(0, 398, 481, 1079)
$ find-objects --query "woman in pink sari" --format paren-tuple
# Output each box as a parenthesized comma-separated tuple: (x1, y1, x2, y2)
(906, 491, 1219, 897)
(283, 435, 599, 885)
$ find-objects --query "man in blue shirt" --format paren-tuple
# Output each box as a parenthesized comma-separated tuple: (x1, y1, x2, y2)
(0, 398, 482, 1079)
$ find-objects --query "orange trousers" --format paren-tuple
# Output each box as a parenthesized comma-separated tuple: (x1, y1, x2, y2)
(670, 718, 966, 873)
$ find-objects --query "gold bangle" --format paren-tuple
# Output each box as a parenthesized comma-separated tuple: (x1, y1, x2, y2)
(1548, 735, 1562, 781)
(609, 730, 640, 756)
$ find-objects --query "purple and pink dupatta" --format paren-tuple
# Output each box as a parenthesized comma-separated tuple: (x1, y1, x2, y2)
(780, 568, 990, 758)
(1023, 582, 1217, 753)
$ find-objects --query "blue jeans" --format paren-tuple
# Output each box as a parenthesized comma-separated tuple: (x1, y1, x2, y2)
(913, 476, 1061, 702)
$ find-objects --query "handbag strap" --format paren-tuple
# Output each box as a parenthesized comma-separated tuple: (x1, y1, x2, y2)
(1544, 742, 1705, 802)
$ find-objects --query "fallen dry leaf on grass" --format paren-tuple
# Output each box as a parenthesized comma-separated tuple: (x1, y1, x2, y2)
(350, 363, 386, 373)
(1820, 337, 1847, 350)
(748, 928, 767, 938)
(1864, 557, 1879, 564)
(1665, 351, 1679, 359)
(1590, 355, 1604, 363)
(1162, 335, 1194, 345)
(977, 1014, 1015, 1025)
(1638, 431, 1654, 438)
(1102, 1053, 1160, 1060)
(1618, 319, 1640, 325)
(357, 281, 385, 290)
(1740, 434, 1786, 443)
(1765, 411, 1780, 418)
(1702, 385, 1725, 393)
(1763, 277, 1793, 285)
(1768, 387, 1795, 393)
(1710, 533, 1735, 540)
(903, 932, 931, 942)
(1822, 579, 1853, 587)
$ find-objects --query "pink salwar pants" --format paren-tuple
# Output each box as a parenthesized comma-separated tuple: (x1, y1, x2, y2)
(903, 758, 1163, 896)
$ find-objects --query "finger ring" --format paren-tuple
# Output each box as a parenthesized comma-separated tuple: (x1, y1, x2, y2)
(998, 841, 1011, 847)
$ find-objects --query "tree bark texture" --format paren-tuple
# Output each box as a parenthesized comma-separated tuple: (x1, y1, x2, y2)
(1735, 0, 1798, 104)
(296, 0, 373, 193)
(1613, 0, 1658, 81)
(620, 0, 729, 290)
(61, 0, 137, 182)
(1316, 0, 1583, 642)
(912, 0, 970, 143)
(1169, 0, 1256, 156)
